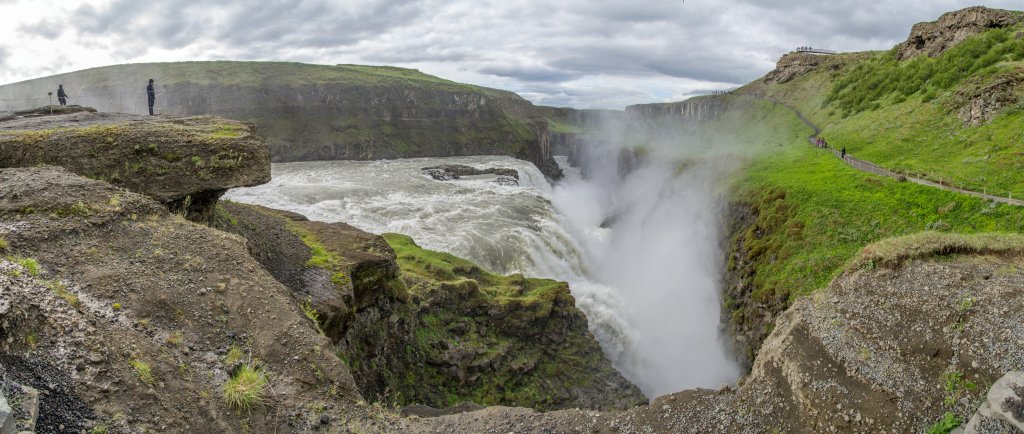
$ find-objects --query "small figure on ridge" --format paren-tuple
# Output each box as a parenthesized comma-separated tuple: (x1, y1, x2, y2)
(147, 79, 156, 115)
(841, 147, 846, 159)
(57, 84, 68, 106)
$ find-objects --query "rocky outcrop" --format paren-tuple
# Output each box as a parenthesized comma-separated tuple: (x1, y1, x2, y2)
(0, 62, 563, 179)
(212, 202, 647, 412)
(950, 69, 1024, 126)
(625, 95, 730, 120)
(0, 166, 392, 433)
(895, 6, 1024, 61)
(763, 52, 829, 84)
(0, 108, 270, 221)
(400, 232, 1024, 432)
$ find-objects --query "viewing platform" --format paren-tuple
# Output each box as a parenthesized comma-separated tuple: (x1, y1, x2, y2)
(795, 46, 836, 55)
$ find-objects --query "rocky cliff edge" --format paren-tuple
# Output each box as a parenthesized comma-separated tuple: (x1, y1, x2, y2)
(0, 107, 270, 221)
(399, 232, 1024, 433)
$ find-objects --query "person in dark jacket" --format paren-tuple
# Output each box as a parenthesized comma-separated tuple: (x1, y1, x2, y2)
(57, 84, 67, 105)
(841, 147, 846, 159)
(147, 79, 155, 115)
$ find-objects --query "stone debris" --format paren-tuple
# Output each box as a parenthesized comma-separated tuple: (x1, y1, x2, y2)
(0, 391, 13, 434)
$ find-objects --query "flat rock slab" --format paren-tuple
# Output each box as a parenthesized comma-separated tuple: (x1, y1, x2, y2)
(0, 107, 270, 218)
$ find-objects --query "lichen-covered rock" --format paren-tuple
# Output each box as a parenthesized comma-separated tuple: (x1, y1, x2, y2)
(895, 6, 1024, 61)
(0, 109, 270, 221)
(212, 202, 647, 412)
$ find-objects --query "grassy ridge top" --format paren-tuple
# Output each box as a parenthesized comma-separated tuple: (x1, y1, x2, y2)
(4, 60, 516, 97)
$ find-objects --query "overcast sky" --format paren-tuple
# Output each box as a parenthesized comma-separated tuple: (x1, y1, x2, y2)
(1, 0, 1020, 108)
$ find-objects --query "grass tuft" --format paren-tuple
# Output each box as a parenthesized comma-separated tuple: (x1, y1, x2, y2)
(225, 345, 245, 366)
(223, 364, 268, 412)
(301, 297, 325, 336)
(130, 358, 155, 385)
(855, 232, 1024, 269)
(12, 256, 41, 276)
(925, 411, 962, 434)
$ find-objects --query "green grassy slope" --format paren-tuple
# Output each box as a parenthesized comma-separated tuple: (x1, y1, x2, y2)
(697, 96, 1024, 303)
(751, 23, 1024, 198)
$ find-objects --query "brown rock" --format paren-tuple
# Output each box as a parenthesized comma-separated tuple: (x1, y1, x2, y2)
(895, 6, 1023, 61)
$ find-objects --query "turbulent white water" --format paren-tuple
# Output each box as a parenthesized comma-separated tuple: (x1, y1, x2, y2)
(226, 154, 739, 397)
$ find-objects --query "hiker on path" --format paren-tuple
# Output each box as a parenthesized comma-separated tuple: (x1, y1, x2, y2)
(841, 147, 846, 159)
(147, 79, 156, 115)
(57, 84, 68, 105)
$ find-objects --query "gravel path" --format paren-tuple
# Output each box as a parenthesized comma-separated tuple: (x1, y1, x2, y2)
(765, 97, 1024, 207)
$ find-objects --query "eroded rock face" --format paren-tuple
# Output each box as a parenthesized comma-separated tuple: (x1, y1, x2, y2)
(895, 6, 1024, 61)
(0, 167, 382, 433)
(399, 234, 1024, 433)
(0, 109, 270, 221)
(950, 70, 1024, 126)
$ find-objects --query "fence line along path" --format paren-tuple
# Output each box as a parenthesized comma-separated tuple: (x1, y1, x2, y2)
(759, 95, 1024, 207)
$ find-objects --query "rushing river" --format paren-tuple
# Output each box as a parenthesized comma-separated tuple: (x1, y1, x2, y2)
(225, 154, 739, 397)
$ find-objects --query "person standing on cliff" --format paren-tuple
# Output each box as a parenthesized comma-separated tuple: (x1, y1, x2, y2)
(146, 79, 156, 115)
(57, 84, 68, 106)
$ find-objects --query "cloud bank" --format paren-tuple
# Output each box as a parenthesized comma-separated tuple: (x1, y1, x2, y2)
(2, 0, 1020, 108)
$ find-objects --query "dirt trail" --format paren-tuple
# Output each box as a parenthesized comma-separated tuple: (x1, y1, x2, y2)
(765, 97, 1024, 206)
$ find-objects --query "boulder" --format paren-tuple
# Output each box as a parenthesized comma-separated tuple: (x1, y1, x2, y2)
(963, 371, 1024, 433)
(0, 108, 270, 221)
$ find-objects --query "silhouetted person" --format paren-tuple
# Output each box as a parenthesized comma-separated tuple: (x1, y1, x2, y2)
(57, 84, 67, 105)
(841, 147, 846, 159)
(147, 79, 155, 115)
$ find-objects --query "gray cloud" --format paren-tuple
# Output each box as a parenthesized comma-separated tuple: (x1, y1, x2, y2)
(6, 0, 1024, 108)
(17, 19, 64, 40)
